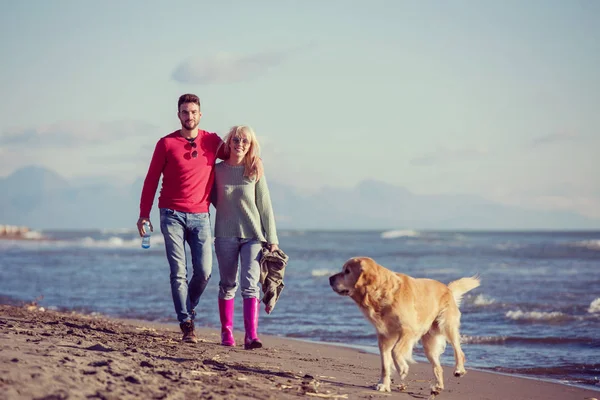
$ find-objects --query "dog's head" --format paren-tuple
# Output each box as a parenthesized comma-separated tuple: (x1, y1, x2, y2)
(329, 257, 377, 297)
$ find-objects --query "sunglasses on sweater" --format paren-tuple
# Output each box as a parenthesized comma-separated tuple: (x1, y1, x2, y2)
(187, 140, 198, 158)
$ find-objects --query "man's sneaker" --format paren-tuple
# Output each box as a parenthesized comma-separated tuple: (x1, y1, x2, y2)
(180, 320, 198, 343)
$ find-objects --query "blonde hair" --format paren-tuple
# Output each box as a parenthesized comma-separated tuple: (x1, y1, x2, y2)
(224, 125, 264, 180)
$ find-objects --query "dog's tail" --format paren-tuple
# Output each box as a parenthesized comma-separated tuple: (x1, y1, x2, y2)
(448, 275, 481, 308)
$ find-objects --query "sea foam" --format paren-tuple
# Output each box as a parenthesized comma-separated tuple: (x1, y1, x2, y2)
(473, 294, 495, 306)
(588, 298, 600, 314)
(571, 240, 600, 251)
(311, 269, 337, 277)
(505, 310, 566, 322)
(380, 230, 420, 239)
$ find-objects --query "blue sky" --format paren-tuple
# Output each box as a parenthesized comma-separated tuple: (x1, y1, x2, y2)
(0, 0, 598, 219)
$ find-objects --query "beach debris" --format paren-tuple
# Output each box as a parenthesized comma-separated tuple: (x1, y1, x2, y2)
(301, 374, 320, 394)
(24, 295, 44, 312)
(190, 369, 217, 376)
(305, 393, 348, 399)
(276, 383, 294, 390)
(86, 343, 115, 352)
(135, 326, 157, 332)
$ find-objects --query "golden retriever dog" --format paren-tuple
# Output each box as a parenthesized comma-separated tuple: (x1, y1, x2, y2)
(329, 257, 480, 394)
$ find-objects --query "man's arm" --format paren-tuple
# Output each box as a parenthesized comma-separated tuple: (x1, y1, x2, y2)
(137, 139, 166, 236)
(215, 137, 230, 160)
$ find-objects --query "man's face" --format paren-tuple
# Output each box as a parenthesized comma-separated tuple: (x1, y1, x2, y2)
(178, 102, 201, 131)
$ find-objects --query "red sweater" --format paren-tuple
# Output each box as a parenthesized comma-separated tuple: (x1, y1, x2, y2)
(139, 130, 226, 217)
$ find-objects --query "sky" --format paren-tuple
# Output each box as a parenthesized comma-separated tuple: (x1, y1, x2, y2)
(0, 0, 599, 219)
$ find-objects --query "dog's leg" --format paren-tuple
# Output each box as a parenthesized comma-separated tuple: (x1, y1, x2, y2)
(422, 332, 447, 395)
(446, 321, 466, 377)
(376, 334, 395, 392)
(391, 331, 418, 391)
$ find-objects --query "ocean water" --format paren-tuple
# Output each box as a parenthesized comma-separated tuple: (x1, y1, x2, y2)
(1, 229, 599, 390)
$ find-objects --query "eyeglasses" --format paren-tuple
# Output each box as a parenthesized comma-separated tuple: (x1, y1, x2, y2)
(188, 141, 198, 158)
(232, 137, 250, 146)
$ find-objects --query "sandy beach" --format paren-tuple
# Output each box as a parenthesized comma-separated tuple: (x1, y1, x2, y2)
(1, 304, 598, 400)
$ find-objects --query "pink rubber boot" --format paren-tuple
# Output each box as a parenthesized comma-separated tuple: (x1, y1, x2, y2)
(218, 298, 236, 346)
(243, 297, 263, 350)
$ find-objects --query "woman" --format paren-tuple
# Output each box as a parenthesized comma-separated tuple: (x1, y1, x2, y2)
(212, 125, 279, 349)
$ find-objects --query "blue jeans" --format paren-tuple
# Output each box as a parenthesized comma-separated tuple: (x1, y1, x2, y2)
(214, 237, 263, 300)
(160, 208, 212, 323)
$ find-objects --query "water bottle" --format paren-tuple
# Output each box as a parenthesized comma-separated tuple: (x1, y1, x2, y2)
(141, 221, 151, 249)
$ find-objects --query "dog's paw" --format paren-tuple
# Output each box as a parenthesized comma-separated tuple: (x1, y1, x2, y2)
(375, 383, 391, 392)
(454, 368, 466, 377)
(430, 383, 444, 395)
(398, 383, 408, 391)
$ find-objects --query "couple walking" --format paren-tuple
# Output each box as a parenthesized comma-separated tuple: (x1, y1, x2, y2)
(136, 93, 281, 349)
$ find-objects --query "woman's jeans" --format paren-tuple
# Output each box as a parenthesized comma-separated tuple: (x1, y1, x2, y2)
(160, 208, 212, 323)
(214, 237, 263, 300)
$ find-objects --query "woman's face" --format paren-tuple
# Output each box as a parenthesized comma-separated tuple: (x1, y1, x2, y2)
(229, 134, 251, 159)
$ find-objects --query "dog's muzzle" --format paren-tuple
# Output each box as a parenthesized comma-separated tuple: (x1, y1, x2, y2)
(329, 275, 350, 295)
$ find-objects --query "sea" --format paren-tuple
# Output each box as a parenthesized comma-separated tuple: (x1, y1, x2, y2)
(1, 229, 599, 390)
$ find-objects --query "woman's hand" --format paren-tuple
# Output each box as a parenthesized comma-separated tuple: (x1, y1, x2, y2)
(269, 243, 279, 252)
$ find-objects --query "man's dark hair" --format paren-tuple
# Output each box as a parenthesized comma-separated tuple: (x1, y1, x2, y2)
(178, 94, 201, 111)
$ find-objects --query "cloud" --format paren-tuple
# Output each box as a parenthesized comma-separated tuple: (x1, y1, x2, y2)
(410, 146, 489, 166)
(530, 132, 579, 147)
(0, 120, 161, 148)
(172, 50, 291, 85)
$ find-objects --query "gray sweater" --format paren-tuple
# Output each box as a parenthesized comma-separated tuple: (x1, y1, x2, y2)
(213, 162, 278, 244)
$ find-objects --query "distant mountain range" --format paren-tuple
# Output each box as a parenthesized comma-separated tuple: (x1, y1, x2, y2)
(0, 165, 598, 230)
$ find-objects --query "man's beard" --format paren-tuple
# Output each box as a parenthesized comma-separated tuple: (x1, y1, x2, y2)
(182, 120, 199, 131)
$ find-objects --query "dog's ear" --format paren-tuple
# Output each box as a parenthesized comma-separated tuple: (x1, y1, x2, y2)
(354, 257, 378, 289)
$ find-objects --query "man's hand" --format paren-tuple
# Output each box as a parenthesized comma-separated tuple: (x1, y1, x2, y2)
(137, 217, 153, 237)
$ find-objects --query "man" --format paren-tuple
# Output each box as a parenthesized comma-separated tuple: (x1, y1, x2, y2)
(137, 94, 228, 343)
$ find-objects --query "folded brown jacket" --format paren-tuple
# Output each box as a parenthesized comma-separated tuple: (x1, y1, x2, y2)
(259, 248, 289, 314)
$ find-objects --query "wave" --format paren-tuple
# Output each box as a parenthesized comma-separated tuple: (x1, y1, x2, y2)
(494, 242, 526, 251)
(380, 230, 420, 239)
(505, 310, 569, 322)
(570, 240, 600, 251)
(311, 269, 337, 277)
(589, 298, 600, 314)
(100, 228, 137, 235)
(22, 230, 46, 239)
(0, 235, 165, 249)
(472, 294, 495, 306)
(489, 363, 600, 386)
(462, 335, 600, 346)
(76, 236, 165, 248)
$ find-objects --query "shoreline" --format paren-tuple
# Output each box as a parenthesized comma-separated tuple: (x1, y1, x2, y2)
(287, 337, 600, 393)
(1, 304, 599, 400)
